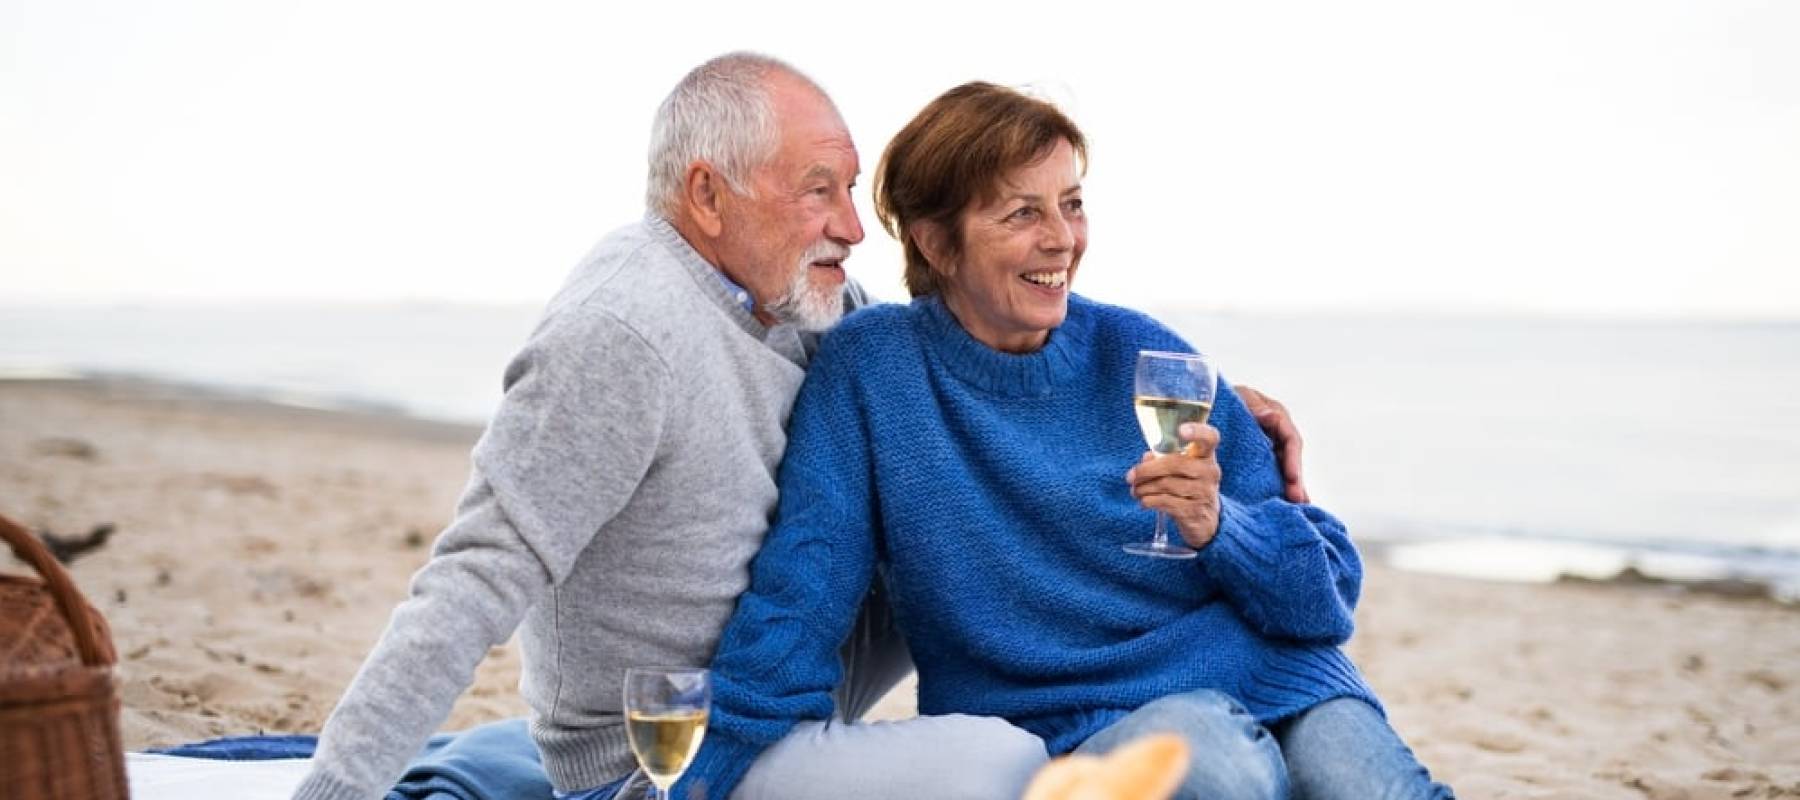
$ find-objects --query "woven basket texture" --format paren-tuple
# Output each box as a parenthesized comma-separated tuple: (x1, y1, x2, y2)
(1, 513, 129, 800)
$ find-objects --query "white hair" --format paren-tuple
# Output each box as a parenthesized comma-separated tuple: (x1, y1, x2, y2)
(645, 52, 830, 219)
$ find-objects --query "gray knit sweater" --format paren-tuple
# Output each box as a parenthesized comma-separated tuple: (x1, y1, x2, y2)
(292, 216, 872, 799)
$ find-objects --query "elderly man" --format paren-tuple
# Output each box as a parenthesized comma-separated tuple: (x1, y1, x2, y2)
(293, 53, 1307, 800)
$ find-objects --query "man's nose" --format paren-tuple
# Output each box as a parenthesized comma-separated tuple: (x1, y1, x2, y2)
(831, 189, 865, 245)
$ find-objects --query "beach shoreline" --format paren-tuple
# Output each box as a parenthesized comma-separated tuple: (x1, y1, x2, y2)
(4, 377, 1797, 797)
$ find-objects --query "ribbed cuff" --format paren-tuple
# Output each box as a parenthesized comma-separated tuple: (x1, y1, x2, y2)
(533, 719, 639, 794)
(1235, 647, 1383, 725)
(1199, 495, 1359, 642)
(1197, 495, 1290, 580)
(673, 729, 765, 800)
(290, 767, 371, 800)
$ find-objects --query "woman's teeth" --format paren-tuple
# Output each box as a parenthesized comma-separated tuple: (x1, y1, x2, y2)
(1022, 271, 1067, 288)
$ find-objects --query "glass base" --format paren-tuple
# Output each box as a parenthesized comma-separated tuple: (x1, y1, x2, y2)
(1122, 541, 1198, 559)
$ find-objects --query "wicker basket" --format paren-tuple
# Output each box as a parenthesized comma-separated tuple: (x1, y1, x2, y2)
(0, 512, 129, 800)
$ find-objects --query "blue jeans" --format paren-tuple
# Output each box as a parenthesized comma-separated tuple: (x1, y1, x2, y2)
(1076, 690, 1453, 800)
(554, 777, 626, 800)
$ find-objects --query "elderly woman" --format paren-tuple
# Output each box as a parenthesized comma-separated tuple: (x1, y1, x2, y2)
(679, 83, 1451, 800)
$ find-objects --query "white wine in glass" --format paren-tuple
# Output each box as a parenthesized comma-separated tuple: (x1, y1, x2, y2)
(624, 667, 710, 799)
(1126, 350, 1219, 559)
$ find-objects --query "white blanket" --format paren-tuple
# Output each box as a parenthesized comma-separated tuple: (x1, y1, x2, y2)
(128, 753, 313, 800)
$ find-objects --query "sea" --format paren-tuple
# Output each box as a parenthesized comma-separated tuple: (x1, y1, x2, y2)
(5, 303, 1798, 600)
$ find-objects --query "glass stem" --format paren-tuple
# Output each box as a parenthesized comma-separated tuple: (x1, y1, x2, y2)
(1153, 511, 1171, 549)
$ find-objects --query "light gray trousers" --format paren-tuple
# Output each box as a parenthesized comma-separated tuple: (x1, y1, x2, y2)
(619, 578, 1049, 800)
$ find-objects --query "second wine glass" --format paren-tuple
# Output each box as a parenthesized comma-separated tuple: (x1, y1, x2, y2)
(623, 666, 711, 800)
(1126, 349, 1218, 559)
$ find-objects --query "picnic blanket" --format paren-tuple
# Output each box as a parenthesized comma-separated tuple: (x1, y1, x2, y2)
(136, 717, 554, 800)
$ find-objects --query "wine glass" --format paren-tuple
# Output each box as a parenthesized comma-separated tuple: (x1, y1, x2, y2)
(623, 667, 711, 799)
(1126, 350, 1218, 559)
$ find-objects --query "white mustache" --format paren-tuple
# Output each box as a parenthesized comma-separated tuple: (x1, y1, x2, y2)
(801, 239, 850, 264)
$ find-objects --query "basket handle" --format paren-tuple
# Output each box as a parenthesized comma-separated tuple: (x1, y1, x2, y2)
(0, 513, 110, 667)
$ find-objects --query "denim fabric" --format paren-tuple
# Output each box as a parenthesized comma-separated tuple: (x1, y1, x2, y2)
(1078, 690, 1453, 800)
(1274, 697, 1455, 800)
(383, 718, 551, 800)
(553, 775, 628, 800)
(1076, 690, 1288, 800)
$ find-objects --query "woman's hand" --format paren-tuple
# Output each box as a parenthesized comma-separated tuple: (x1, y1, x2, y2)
(1125, 423, 1223, 550)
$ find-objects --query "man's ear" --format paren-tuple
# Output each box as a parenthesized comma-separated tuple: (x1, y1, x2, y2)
(908, 219, 956, 278)
(685, 162, 726, 238)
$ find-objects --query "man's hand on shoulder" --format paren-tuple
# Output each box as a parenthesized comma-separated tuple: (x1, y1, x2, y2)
(1235, 384, 1309, 504)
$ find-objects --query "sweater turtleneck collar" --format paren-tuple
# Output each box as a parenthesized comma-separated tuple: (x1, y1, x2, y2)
(911, 293, 1093, 397)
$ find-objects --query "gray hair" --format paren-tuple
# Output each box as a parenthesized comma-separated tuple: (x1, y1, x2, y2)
(646, 52, 830, 219)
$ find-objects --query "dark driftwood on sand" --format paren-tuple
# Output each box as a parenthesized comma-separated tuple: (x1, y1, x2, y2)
(36, 524, 116, 565)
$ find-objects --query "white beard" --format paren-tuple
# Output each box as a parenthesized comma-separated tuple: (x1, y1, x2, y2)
(766, 240, 849, 332)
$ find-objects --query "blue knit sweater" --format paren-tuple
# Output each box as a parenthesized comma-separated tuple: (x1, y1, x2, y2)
(678, 295, 1379, 798)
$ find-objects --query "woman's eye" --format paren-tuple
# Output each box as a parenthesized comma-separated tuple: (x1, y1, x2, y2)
(1064, 198, 1084, 214)
(1009, 206, 1038, 221)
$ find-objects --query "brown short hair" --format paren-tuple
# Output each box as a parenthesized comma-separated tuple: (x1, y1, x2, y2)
(874, 82, 1088, 297)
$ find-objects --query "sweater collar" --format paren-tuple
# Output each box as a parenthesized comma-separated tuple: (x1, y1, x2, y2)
(912, 293, 1093, 397)
(643, 213, 809, 364)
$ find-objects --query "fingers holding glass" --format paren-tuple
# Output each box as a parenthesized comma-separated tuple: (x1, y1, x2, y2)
(1127, 350, 1218, 559)
(1127, 434, 1222, 550)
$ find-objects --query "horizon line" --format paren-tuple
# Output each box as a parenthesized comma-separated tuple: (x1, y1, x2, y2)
(2, 297, 1798, 326)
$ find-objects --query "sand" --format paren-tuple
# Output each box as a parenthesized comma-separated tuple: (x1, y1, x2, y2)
(3, 378, 1796, 798)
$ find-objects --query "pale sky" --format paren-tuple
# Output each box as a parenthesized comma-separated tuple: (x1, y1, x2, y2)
(3, 0, 1796, 317)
